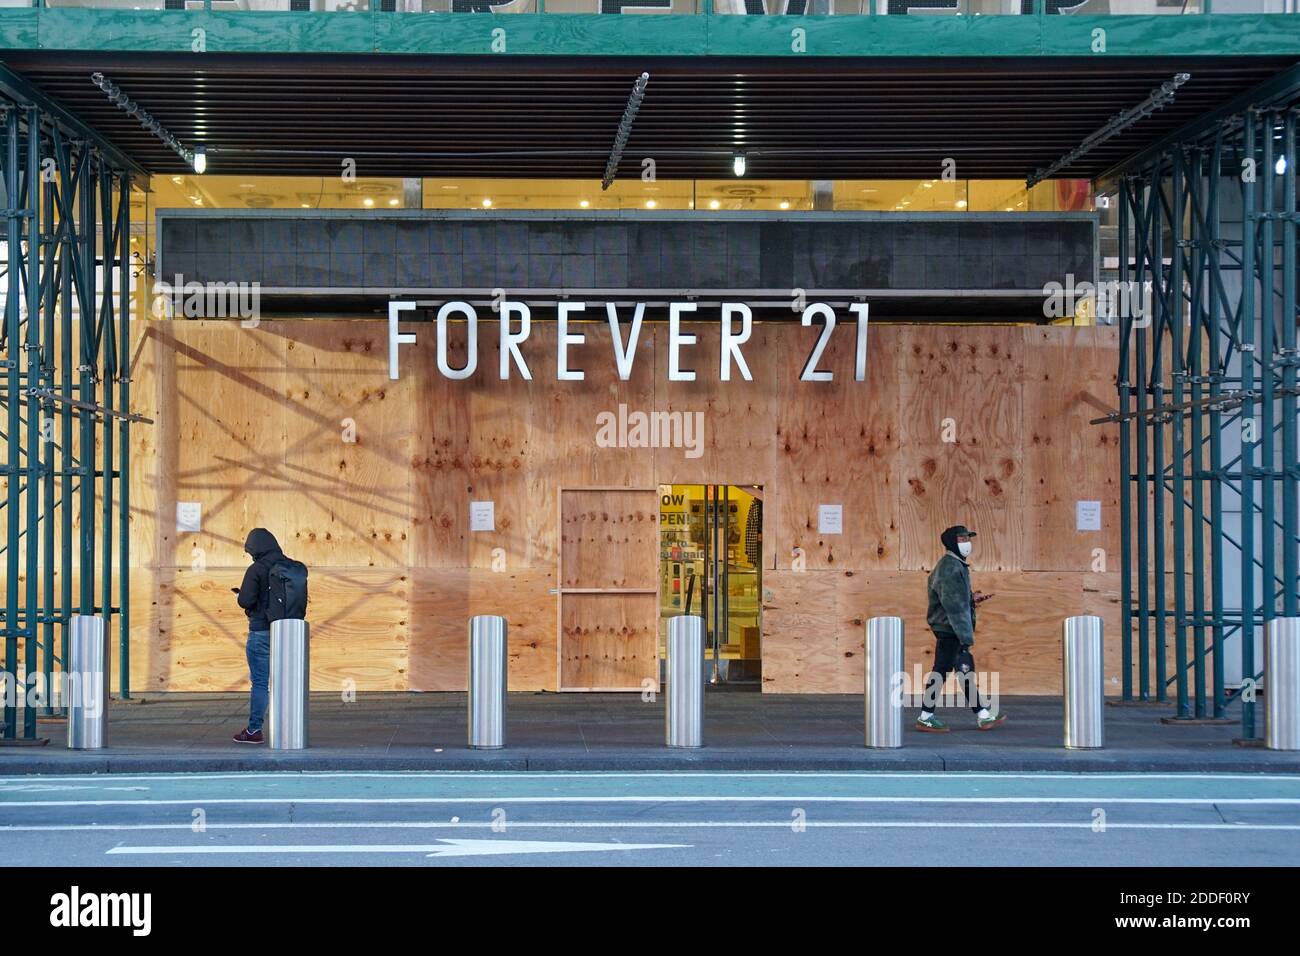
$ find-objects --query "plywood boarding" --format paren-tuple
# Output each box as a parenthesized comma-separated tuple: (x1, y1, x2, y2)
(772, 323, 901, 572)
(559, 488, 658, 590)
(559, 592, 658, 689)
(898, 326, 1024, 572)
(1022, 326, 1120, 571)
(763, 568, 1122, 695)
(651, 322, 781, 487)
(120, 318, 1121, 694)
(162, 321, 292, 567)
(407, 568, 557, 692)
(144, 567, 409, 693)
(277, 323, 415, 569)
(411, 322, 656, 570)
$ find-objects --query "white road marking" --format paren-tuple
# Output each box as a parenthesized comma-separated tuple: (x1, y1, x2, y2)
(4, 796, 1300, 808)
(107, 838, 689, 857)
(0, 820, 1296, 833)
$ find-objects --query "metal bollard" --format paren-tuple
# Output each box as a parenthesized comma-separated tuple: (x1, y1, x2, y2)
(1062, 615, 1104, 749)
(1265, 617, 1300, 751)
(468, 615, 508, 749)
(67, 614, 109, 750)
(665, 615, 704, 748)
(268, 619, 310, 750)
(865, 616, 904, 748)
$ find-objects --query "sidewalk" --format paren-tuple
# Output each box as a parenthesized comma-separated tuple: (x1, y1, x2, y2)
(2, 692, 1296, 774)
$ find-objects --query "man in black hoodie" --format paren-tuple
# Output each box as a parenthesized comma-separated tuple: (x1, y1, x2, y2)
(915, 524, 1006, 733)
(232, 528, 283, 744)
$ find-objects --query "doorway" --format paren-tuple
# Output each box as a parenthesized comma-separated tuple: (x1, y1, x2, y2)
(658, 484, 763, 687)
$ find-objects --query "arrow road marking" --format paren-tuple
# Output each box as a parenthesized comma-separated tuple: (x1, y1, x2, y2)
(106, 839, 688, 858)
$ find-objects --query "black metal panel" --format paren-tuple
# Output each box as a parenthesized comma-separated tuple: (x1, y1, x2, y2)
(157, 211, 1097, 303)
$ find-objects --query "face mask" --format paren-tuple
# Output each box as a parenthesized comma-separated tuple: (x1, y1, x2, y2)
(958, 540, 973, 558)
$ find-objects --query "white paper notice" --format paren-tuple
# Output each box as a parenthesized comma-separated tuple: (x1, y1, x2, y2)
(1076, 500, 1102, 532)
(176, 501, 202, 533)
(470, 501, 495, 532)
(818, 504, 843, 535)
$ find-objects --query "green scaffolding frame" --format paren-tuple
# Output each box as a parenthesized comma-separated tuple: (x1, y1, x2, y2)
(0, 66, 145, 742)
(1106, 76, 1300, 739)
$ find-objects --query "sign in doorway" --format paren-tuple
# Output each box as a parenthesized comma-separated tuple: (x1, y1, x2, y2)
(659, 484, 763, 686)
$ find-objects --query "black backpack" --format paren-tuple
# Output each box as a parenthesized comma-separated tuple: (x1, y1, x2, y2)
(267, 557, 309, 622)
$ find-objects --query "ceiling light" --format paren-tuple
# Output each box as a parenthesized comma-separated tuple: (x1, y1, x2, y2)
(192, 145, 206, 174)
(709, 200, 721, 210)
(482, 198, 492, 208)
(779, 201, 790, 210)
(388, 198, 400, 207)
(362, 197, 374, 207)
(579, 199, 590, 208)
(300, 203, 310, 208)
(955, 199, 968, 209)
(645, 199, 657, 209)
(1276, 156, 1288, 175)
(732, 152, 747, 177)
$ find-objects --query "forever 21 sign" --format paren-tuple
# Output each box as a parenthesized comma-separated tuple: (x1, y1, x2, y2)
(387, 299, 870, 383)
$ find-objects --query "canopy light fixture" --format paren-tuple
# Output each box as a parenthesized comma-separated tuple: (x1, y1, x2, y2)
(1027, 72, 1190, 188)
(91, 72, 201, 171)
(601, 72, 650, 191)
(733, 151, 747, 177)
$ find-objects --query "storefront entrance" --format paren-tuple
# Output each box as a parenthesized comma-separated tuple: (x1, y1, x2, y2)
(659, 485, 763, 687)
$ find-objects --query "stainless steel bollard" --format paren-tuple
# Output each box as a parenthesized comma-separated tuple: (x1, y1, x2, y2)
(865, 616, 904, 748)
(665, 615, 704, 748)
(67, 614, 109, 750)
(1063, 615, 1104, 749)
(268, 619, 309, 750)
(1265, 617, 1300, 751)
(468, 615, 508, 749)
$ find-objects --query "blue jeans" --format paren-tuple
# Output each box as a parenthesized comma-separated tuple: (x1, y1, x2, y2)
(246, 629, 270, 733)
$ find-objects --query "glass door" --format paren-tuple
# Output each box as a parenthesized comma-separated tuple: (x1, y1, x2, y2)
(658, 484, 762, 686)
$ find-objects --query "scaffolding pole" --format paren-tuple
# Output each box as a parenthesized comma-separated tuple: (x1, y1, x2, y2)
(0, 88, 139, 742)
(1103, 87, 1300, 741)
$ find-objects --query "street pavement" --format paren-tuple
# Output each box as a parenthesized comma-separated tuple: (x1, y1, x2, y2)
(2, 770, 1298, 866)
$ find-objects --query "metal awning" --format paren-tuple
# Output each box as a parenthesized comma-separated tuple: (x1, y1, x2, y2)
(3, 51, 1294, 180)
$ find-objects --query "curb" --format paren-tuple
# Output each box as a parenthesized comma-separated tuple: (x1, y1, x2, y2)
(3, 749, 1298, 775)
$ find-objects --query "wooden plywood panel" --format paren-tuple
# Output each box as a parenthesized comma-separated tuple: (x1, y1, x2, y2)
(146, 567, 409, 692)
(898, 326, 1024, 572)
(771, 322, 901, 572)
(129, 321, 170, 571)
(1022, 326, 1120, 571)
(412, 323, 655, 571)
(763, 568, 1122, 695)
(759, 570, 853, 693)
(559, 488, 658, 590)
(549, 322, 658, 492)
(559, 592, 658, 690)
(406, 567, 556, 691)
(411, 323, 474, 568)
(162, 321, 291, 567)
(652, 321, 780, 487)
(277, 322, 415, 569)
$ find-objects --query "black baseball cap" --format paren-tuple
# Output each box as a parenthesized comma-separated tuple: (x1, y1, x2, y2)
(945, 525, 978, 538)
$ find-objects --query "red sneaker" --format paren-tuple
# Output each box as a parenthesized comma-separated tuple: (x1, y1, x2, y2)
(233, 727, 265, 744)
